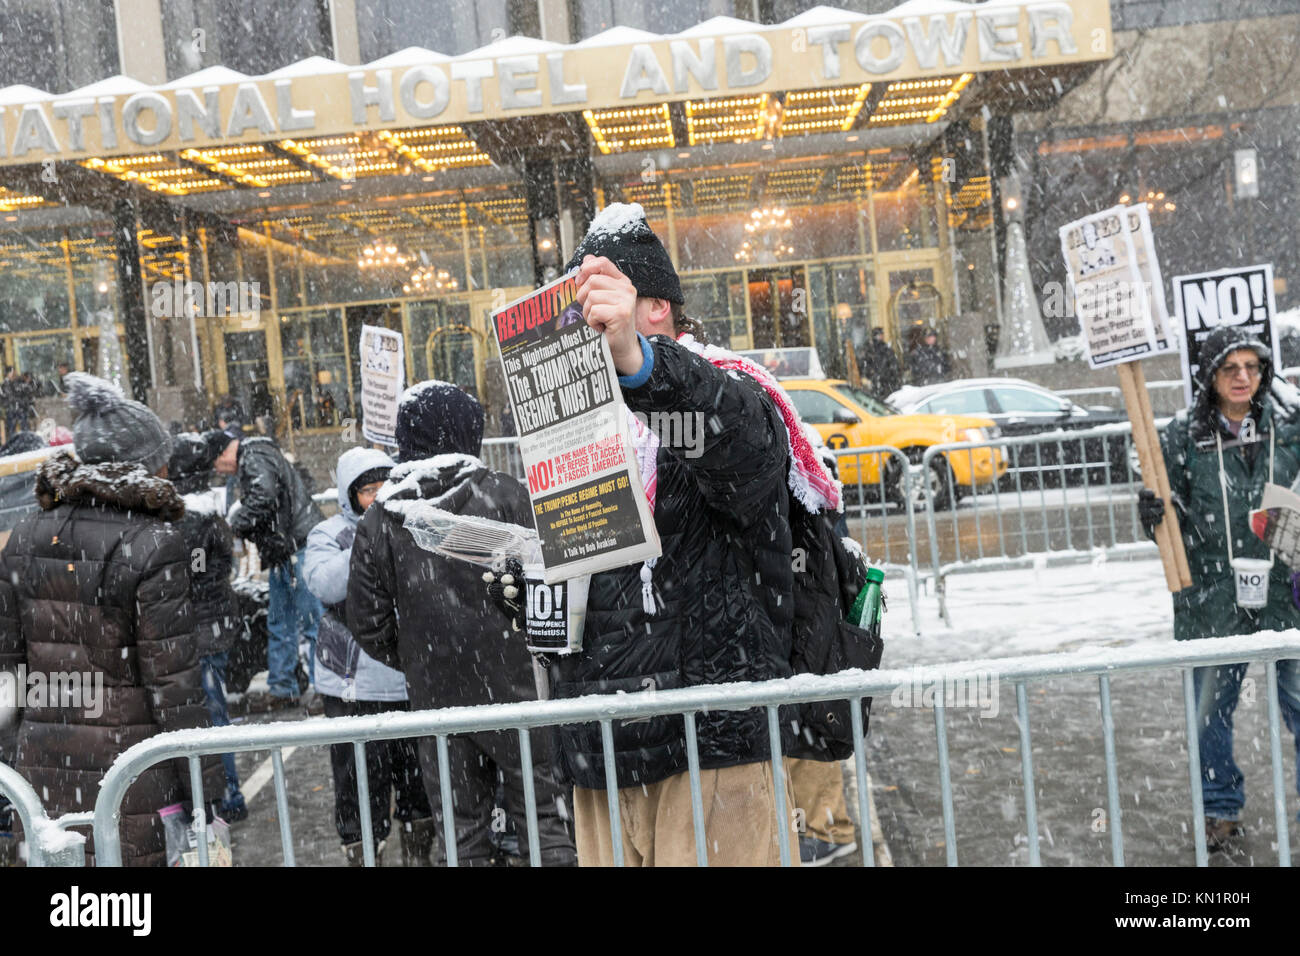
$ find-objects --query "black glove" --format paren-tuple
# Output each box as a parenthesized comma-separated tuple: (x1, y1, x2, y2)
(482, 558, 525, 632)
(1137, 488, 1165, 539)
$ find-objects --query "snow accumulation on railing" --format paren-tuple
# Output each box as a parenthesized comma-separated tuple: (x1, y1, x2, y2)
(96, 630, 1300, 765)
(91, 631, 1300, 868)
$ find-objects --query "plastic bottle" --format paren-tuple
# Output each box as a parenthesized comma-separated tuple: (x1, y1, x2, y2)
(848, 567, 885, 631)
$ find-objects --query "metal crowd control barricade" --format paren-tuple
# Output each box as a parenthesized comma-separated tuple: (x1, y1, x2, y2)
(481, 437, 525, 481)
(919, 422, 1166, 624)
(88, 632, 1298, 867)
(833, 444, 921, 636)
(1058, 379, 1184, 417)
(0, 761, 89, 866)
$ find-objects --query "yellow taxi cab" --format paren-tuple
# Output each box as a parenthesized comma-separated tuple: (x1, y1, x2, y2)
(778, 376, 1006, 510)
(733, 345, 1003, 509)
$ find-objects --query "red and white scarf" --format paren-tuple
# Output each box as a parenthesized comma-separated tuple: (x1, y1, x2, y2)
(625, 334, 841, 515)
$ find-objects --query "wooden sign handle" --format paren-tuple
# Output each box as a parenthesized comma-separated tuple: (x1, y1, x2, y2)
(1116, 361, 1193, 592)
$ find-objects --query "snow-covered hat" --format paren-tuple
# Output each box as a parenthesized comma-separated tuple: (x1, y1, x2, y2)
(65, 372, 171, 475)
(565, 203, 684, 304)
(395, 380, 484, 462)
(1195, 325, 1272, 391)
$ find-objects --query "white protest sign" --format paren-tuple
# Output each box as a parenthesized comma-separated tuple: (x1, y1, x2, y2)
(1059, 205, 1158, 369)
(358, 324, 405, 447)
(1173, 264, 1278, 406)
(522, 568, 589, 655)
(1126, 203, 1174, 353)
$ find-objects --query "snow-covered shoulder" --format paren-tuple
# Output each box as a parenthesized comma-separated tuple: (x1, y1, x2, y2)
(377, 452, 483, 504)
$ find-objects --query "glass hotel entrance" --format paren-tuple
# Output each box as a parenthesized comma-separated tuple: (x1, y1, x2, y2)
(0, 0, 1111, 454)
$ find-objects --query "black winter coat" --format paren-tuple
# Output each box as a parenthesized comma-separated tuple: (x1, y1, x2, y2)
(346, 455, 540, 709)
(907, 344, 951, 387)
(175, 493, 239, 657)
(863, 340, 902, 399)
(549, 336, 795, 790)
(0, 454, 220, 866)
(228, 437, 322, 568)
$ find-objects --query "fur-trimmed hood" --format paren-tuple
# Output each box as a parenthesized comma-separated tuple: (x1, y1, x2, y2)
(36, 451, 185, 521)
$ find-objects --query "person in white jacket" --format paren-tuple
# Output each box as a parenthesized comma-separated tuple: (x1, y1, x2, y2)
(302, 446, 434, 866)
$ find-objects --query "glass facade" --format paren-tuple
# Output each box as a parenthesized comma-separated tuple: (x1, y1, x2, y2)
(0, 0, 119, 93)
(602, 152, 952, 375)
(574, 0, 740, 39)
(357, 0, 539, 60)
(161, 0, 332, 79)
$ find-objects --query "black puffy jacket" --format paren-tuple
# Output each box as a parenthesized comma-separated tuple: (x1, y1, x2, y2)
(549, 336, 795, 790)
(228, 437, 322, 568)
(0, 454, 220, 866)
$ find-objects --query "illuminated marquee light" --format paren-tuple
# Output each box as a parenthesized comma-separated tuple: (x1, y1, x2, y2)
(279, 135, 367, 180)
(868, 73, 974, 127)
(378, 127, 492, 174)
(621, 182, 680, 210)
(179, 146, 272, 188)
(690, 174, 754, 205)
(950, 175, 992, 207)
(766, 171, 824, 193)
(83, 155, 226, 195)
(0, 187, 46, 211)
(926, 73, 974, 123)
(779, 83, 871, 136)
(584, 104, 673, 154)
(685, 94, 771, 146)
(832, 160, 901, 192)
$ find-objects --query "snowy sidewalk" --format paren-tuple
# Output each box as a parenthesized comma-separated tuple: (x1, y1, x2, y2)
(868, 557, 1298, 866)
(891, 556, 1174, 661)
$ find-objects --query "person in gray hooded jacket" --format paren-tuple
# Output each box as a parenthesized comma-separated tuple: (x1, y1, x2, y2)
(302, 446, 434, 866)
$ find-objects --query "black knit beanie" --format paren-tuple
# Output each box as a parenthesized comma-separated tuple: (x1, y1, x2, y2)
(565, 203, 684, 304)
(167, 432, 214, 494)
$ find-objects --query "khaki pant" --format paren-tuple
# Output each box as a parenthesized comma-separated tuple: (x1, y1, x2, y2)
(787, 758, 855, 846)
(573, 761, 800, 867)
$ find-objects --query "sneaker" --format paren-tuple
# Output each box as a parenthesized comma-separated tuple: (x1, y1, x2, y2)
(1205, 817, 1245, 853)
(799, 836, 857, 867)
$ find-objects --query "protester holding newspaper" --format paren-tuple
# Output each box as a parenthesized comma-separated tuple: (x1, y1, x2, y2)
(1142, 325, 1300, 853)
(346, 382, 576, 867)
(497, 204, 849, 867)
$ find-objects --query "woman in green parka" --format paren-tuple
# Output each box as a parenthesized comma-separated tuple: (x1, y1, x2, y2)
(1142, 325, 1300, 853)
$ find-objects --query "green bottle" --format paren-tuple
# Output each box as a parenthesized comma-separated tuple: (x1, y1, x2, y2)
(849, 567, 885, 630)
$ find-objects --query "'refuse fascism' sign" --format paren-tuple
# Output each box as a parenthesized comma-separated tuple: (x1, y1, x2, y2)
(0, 0, 1111, 166)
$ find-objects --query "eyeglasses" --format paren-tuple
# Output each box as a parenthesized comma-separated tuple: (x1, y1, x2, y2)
(1217, 362, 1261, 380)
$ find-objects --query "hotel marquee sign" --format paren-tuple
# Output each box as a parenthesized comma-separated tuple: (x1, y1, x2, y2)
(0, 0, 1110, 166)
